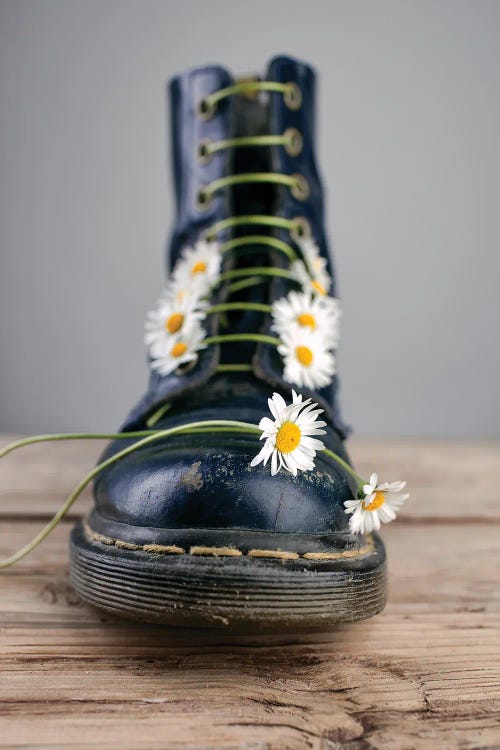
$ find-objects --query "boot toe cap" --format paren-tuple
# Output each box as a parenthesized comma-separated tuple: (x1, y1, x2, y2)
(93, 427, 356, 537)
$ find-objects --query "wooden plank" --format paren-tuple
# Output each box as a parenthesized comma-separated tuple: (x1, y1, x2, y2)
(1, 436, 500, 520)
(0, 437, 499, 749)
(0, 435, 98, 518)
(0, 659, 498, 750)
(0, 616, 498, 749)
(1, 520, 499, 749)
(352, 438, 500, 523)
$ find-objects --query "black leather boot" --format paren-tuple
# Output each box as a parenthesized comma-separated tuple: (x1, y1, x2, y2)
(70, 56, 388, 631)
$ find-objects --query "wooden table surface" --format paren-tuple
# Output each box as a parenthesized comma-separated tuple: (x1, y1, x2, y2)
(1, 435, 499, 749)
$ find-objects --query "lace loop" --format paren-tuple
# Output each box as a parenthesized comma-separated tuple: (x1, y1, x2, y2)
(203, 215, 295, 241)
(197, 128, 302, 164)
(219, 235, 297, 262)
(197, 80, 301, 121)
(217, 266, 296, 285)
(196, 172, 309, 211)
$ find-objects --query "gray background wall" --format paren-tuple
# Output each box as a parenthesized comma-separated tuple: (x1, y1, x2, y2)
(1, 0, 499, 437)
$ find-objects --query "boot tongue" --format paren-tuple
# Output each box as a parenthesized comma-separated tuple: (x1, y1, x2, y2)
(231, 80, 272, 216)
(217, 84, 273, 359)
(231, 77, 268, 138)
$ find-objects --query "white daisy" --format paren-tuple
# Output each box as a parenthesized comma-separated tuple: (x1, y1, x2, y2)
(271, 291, 341, 349)
(344, 473, 409, 534)
(278, 327, 336, 390)
(298, 237, 332, 294)
(172, 239, 221, 296)
(250, 390, 327, 476)
(161, 279, 206, 309)
(149, 320, 206, 376)
(145, 286, 207, 355)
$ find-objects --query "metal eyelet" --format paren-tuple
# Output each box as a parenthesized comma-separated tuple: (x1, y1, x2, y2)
(283, 82, 302, 111)
(197, 139, 214, 165)
(201, 227, 217, 243)
(291, 174, 310, 201)
(284, 127, 303, 157)
(290, 216, 312, 243)
(197, 97, 217, 121)
(195, 187, 213, 212)
(175, 359, 198, 376)
(176, 359, 198, 376)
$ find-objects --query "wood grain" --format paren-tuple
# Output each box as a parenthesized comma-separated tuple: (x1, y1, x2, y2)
(0, 436, 499, 749)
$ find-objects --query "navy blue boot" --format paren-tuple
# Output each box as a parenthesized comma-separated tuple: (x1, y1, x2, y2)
(70, 56, 387, 630)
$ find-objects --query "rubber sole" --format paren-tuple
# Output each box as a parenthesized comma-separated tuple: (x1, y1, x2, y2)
(70, 521, 387, 632)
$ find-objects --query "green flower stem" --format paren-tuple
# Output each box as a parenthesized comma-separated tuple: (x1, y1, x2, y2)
(219, 236, 297, 262)
(205, 214, 295, 240)
(216, 364, 253, 372)
(179, 426, 257, 434)
(218, 266, 296, 284)
(146, 402, 171, 427)
(204, 333, 280, 347)
(207, 302, 272, 316)
(0, 432, 154, 461)
(0, 421, 260, 569)
(322, 448, 365, 489)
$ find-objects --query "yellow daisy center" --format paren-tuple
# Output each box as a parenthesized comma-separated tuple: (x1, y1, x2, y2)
(295, 345, 314, 366)
(297, 312, 316, 329)
(275, 421, 301, 453)
(191, 261, 207, 275)
(171, 341, 188, 358)
(311, 280, 326, 295)
(165, 312, 184, 334)
(364, 491, 385, 511)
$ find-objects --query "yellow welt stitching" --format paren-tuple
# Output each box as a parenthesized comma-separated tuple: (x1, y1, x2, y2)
(83, 522, 373, 561)
(247, 549, 299, 560)
(141, 543, 185, 555)
(86, 527, 115, 546)
(114, 540, 142, 551)
(190, 545, 243, 557)
(303, 537, 374, 560)
(303, 548, 368, 560)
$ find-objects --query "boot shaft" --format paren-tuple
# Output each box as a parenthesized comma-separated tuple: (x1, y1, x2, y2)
(124, 56, 346, 437)
(167, 56, 333, 293)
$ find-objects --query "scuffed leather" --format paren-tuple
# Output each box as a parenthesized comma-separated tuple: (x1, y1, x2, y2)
(96, 385, 356, 535)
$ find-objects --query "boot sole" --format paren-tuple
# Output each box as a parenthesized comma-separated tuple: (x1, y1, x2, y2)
(70, 521, 387, 632)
